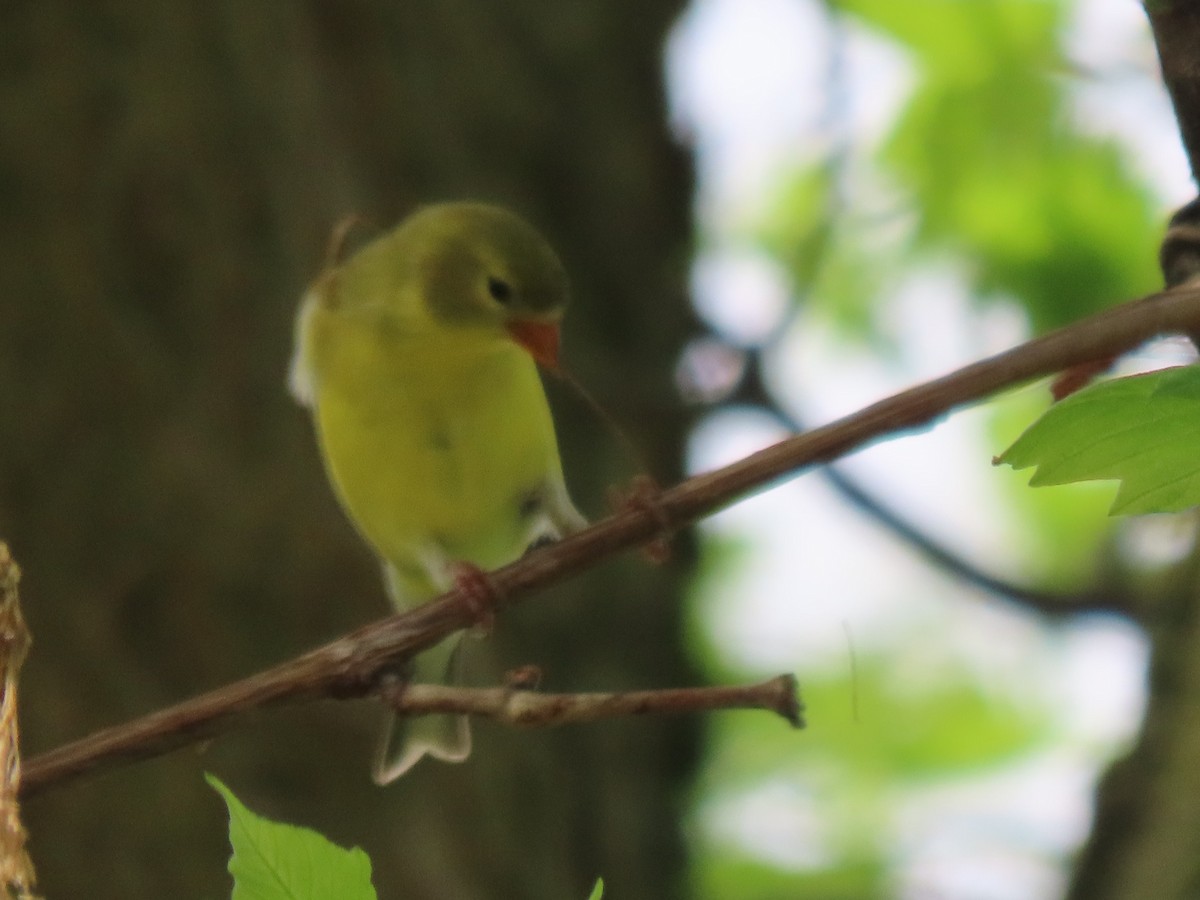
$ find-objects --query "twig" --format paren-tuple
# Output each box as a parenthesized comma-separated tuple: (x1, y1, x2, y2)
(382, 675, 803, 728)
(21, 282, 1200, 799)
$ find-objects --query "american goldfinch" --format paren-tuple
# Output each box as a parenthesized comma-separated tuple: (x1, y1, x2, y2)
(289, 202, 584, 783)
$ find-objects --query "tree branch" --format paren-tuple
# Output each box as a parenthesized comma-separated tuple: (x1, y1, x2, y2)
(21, 282, 1200, 799)
(381, 675, 803, 728)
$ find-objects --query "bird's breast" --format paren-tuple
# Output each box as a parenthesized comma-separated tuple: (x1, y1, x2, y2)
(312, 322, 563, 571)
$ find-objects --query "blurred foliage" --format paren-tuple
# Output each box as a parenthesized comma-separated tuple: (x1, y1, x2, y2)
(760, 168, 889, 338)
(692, 638, 1052, 898)
(691, 0, 1167, 896)
(853, 0, 1160, 331)
(696, 851, 887, 900)
(763, 0, 1161, 339)
(704, 655, 1050, 786)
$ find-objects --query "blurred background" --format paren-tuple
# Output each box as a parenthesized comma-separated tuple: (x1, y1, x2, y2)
(0, 2, 1194, 898)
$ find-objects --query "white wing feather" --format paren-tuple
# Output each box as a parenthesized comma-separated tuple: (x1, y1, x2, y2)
(287, 288, 321, 407)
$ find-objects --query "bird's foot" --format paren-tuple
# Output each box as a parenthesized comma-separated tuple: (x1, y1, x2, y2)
(608, 474, 673, 564)
(449, 561, 501, 635)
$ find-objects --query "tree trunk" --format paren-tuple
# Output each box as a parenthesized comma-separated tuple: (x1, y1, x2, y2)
(1063, 5, 1200, 897)
(0, 3, 698, 897)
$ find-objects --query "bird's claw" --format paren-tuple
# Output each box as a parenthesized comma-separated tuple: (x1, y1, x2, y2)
(607, 474, 672, 564)
(450, 561, 501, 635)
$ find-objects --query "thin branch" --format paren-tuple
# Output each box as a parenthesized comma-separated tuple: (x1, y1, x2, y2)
(382, 675, 803, 728)
(21, 283, 1200, 799)
(818, 463, 1137, 617)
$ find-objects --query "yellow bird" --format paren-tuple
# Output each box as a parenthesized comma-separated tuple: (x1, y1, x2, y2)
(289, 202, 584, 783)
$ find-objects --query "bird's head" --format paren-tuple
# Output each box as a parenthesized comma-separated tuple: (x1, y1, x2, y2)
(397, 202, 570, 370)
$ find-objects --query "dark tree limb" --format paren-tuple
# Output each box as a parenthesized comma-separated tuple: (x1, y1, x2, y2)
(736, 357, 1141, 620)
(22, 281, 1200, 799)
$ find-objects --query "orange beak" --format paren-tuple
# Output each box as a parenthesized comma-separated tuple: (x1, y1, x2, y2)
(506, 319, 560, 370)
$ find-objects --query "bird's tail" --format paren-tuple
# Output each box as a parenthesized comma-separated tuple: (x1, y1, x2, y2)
(372, 631, 471, 784)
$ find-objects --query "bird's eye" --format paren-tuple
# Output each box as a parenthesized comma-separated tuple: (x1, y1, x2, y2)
(487, 277, 513, 304)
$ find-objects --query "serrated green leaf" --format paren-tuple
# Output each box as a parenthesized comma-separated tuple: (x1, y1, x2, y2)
(988, 389, 1113, 583)
(998, 366, 1200, 515)
(207, 774, 376, 900)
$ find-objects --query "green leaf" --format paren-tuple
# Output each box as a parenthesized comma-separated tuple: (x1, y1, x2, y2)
(207, 774, 376, 900)
(988, 389, 1114, 583)
(998, 366, 1200, 515)
(586, 877, 605, 900)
